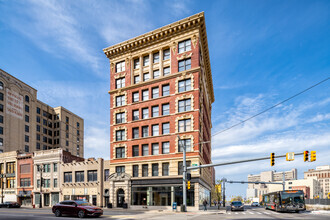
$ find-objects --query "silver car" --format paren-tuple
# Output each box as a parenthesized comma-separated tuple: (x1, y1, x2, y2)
(231, 201, 244, 211)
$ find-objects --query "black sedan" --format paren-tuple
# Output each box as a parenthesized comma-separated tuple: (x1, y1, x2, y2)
(231, 201, 244, 211)
(0, 201, 21, 208)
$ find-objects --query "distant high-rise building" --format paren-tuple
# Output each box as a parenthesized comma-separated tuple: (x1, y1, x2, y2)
(104, 12, 214, 210)
(0, 69, 84, 157)
(304, 165, 330, 198)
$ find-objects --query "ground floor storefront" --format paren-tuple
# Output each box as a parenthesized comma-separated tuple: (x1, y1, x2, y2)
(17, 190, 33, 207)
(34, 192, 59, 207)
(61, 186, 102, 207)
(105, 173, 211, 211)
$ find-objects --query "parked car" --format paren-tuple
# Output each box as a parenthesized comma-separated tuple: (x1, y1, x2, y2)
(251, 202, 260, 207)
(52, 200, 103, 218)
(0, 201, 21, 208)
(231, 201, 244, 211)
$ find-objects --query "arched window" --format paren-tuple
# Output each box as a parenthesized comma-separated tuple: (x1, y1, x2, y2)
(25, 95, 30, 103)
(0, 82, 3, 90)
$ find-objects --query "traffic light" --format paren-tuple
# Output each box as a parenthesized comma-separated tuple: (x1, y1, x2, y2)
(304, 151, 309, 162)
(187, 173, 191, 181)
(187, 181, 191, 190)
(270, 153, 275, 166)
(327, 192, 330, 199)
(310, 151, 316, 162)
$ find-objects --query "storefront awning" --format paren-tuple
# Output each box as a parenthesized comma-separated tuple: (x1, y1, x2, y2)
(17, 191, 32, 197)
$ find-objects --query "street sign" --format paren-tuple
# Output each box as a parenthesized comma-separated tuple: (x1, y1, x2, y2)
(286, 152, 295, 161)
(192, 163, 198, 167)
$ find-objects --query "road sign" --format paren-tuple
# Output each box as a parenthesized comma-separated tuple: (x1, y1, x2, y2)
(286, 152, 295, 161)
(192, 163, 198, 167)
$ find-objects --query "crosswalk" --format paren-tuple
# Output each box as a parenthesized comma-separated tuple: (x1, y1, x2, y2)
(227, 210, 280, 215)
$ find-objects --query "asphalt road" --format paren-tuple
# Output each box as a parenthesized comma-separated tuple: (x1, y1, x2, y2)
(0, 206, 329, 219)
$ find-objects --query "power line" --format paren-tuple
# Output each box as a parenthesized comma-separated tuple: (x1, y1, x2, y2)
(212, 77, 330, 137)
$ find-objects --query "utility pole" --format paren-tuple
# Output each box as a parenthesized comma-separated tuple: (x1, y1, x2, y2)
(0, 174, 4, 204)
(282, 172, 285, 191)
(221, 178, 226, 207)
(38, 165, 43, 208)
(178, 135, 187, 212)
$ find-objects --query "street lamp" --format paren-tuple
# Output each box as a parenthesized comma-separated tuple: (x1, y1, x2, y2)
(37, 165, 44, 208)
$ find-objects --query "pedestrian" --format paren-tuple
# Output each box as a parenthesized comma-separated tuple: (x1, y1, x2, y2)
(214, 200, 217, 207)
(203, 199, 208, 211)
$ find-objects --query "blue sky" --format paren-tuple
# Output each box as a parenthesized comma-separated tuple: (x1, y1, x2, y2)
(0, 0, 329, 198)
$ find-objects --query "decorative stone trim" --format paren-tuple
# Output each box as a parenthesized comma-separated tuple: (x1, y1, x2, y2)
(175, 94, 194, 113)
(192, 34, 198, 49)
(114, 72, 126, 79)
(175, 134, 194, 153)
(171, 42, 177, 54)
(113, 143, 127, 159)
(176, 52, 192, 61)
(113, 126, 127, 142)
(110, 63, 115, 73)
(113, 108, 128, 125)
(175, 114, 194, 133)
(175, 73, 194, 94)
(113, 91, 127, 108)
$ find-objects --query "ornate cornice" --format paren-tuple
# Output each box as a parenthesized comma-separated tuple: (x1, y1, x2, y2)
(103, 12, 214, 103)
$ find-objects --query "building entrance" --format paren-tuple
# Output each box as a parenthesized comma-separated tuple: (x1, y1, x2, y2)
(117, 189, 125, 207)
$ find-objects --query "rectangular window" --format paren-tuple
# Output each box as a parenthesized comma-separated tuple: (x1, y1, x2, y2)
(54, 178, 58, 188)
(132, 110, 139, 121)
(162, 163, 169, 176)
(25, 125, 29, 133)
(143, 55, 149, 66)
(152, 106, 159, 117)
(43, 164, 51, 173)
(153, 70, 160, 79)
(53, 163, 57, 172)
(142, 126, 149, 137)
(142, 164, 148, 177)
(36, 116, 40, 123)
(116, 61, 125, 72)
(163, 49, 170, 60)
(25, 115, 29, 122)
(115, 130, 125, 141)
(133, 92, 139, 102)
(134, 75, 140, 84)
(162, 84, 170, 96)
(142, 144, 149, 156)
(178, 139, 191, 152)
(142, 108, 149, 119)
(162, 103, 170, 115)
(64, 172, 72, 183)
(178, 161, 191, 175)
(44, 179, 50, 188)
(0, 115, 3, 124)
(178, 119, 191, 132)
(163, 67, 170, 76)
(178, 58, 191, 72)
(132, 127, 139, 139)
(75, 171, 84, 182)
(152, 124, 159, 136)
(116, 77, 125, 89)
(88, 170, 98, 182)
(25, 105, 29, 112)
(152, 164, 159, 176)
(116, 95, 125, 107)
(153, 52, 159, 63)
(104, 169, 109, 180)
(25, 135, 29, 142)
(178, 39, 191, 53)
(152, 143, 159, 155)
(178, 79, 191, 92)
(142, 90, 149, 101)
(116, 112, 125, 124)
(134, 58, 140, 69)
(116, 166, 125, 174)
(152, 87, 159, 98)
(37, 107, 41, 114)
(20, 178, 31, 187)
(143, 72, 150, 81)
(133, 165, 139, 177)
(132, 145, 139, 157)
(178, 99, 191, 112)
(162, 123, 170, 134)
(162, 142, 170, 154)
(116, 147, 125, 158)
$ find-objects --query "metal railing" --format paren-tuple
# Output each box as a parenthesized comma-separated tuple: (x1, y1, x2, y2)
(305, 199, 330, 205)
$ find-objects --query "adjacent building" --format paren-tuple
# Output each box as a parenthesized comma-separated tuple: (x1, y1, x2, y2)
(0, 151, 18, 203)
(17, 152, 34, 206)
(32, 149, 83, 207)
(304, 165, 330, 198)
(103, 12, 214, 210)
(61, 158, 104, 207)
(0, 68, 84, 157)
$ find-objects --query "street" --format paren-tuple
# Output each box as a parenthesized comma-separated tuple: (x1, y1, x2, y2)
(0, 206, 329, 220)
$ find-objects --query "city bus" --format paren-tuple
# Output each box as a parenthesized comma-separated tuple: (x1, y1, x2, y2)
(262, 190, 305, 212)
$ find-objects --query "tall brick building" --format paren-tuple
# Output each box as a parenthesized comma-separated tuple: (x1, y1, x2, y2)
(103, 12, 214, 210)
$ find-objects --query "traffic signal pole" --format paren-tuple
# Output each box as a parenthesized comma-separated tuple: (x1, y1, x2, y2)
(178, 136, 187, 212)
